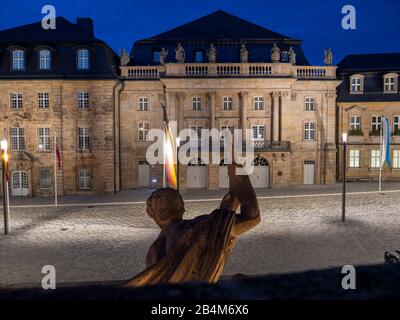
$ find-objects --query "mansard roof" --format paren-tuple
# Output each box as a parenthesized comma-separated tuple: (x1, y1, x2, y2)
(139, 10, 292, 42)
(337, 53, 400, 73)
(0, 17, 118, 79)
(131, 10, 310, 65)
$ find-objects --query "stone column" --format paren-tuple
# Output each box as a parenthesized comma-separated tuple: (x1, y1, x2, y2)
(271, 92, 281, 142)
(239, 91, 248, 140)
(208, 92, 216, 129)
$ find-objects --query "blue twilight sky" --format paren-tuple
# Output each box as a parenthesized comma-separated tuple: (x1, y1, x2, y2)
(0, 0, 399, 65)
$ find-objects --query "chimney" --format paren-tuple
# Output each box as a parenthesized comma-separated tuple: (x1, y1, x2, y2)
(76, 18, 94, 37)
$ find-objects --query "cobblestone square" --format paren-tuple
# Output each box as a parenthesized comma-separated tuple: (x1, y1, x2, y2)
(1, 183, 400, 288)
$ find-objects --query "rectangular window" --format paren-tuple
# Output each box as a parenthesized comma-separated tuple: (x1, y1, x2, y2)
(351, 77, 361, 92)
(78, 128, 91, 150)
(12, 50, 25, 70)
(10, 127, 25, 151)
(394, 116, 399, 132)
(10, 92, 23, 109)
(139, 97, 148, 111)
(192, 97, 201, 110)
(40, 168, 52, 189)
(153, 51, 161, 63)
(349, 150, 360, 168)
(221, 126, 234, 141)
(77, 49, 89, 70)
(371, 150, 380, 168)
(305, 97, 314, 111)
(223, 96, 232, 110)
(253, 96, 264, 110)
(252, 125, 265, 140)
(304, 122, 316, 140)
(38, 128, 51, 151)
(393, 150, 400, 169)
(138, 122, 149, 141)
(384, 77, 395, 92)
(79, 169, 92, 190)
(77, 92, 90, 109)
(190, 126, 203, 140)
(38, 92, 49, 109)
(371, 116, 382, 132)
(195, 51, 203, 62)
(39, 50, 51, 70)
(350, 116, 361, 131)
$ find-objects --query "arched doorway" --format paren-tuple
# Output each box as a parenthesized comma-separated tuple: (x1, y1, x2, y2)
(250, 157, 269, 188)
(187, 158, 207, 188)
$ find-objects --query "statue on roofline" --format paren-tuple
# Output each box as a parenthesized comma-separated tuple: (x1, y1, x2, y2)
(160, 48, 168, 65)
(208, 43, 217, 63)
(271, 43, 280, 63)
(240, 44, 248, 63)
(324, 48, 333, 65)
(120, 48, 130, 66)
(175, 43, 185, 63)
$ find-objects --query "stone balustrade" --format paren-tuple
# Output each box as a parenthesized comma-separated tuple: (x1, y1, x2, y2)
(121, 63, 336, 80)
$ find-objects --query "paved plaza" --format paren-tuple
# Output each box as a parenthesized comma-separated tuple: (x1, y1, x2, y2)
(1, 182, 400, 288)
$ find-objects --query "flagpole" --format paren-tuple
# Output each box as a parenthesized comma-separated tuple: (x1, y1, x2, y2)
(379, 117, 383, 193)
(54, 131, 58, 207)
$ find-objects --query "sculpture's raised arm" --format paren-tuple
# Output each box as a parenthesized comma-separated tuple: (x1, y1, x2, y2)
(220, 164, 261, 236)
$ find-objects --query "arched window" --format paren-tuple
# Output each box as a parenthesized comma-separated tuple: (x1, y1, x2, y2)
(12, 50, 25, 70)
(77, 49, 90, 70)
(39, 49, 51, 70)
(253, 157, 268, 166)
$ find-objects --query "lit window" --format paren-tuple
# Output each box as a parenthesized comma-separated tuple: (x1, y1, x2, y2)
(139, 97, 148, 111)
(192, 97, 201, 110)
(40, 168, 52, 189)
(77, 49, 89, 70)
(394, 116, 400, 132)
(39, 49, 51, 70)
(79, 168, 92, 190)
(252, 125, 265, 140)
(349, 150, 360, 168)
(393, 150, 400, 169)
(384, 76, 395, 92)
(12, 50, 25, 70)
(223, 96, 232, 110)
(195, 51, 203, 62)
(371, 150, 380, 168)
(138, 122, 149, 141)
(10, 92, 23, 109)
(351, 77, 362, 92)
(77, 92, 90, 109)
(304, 122, 316, 140)
(38, 128, 51, 152)
(78, 128, 91, 150)
(371, 116, 382, 132)
(10, 127, 25, 150)
(305, 97, 314, 111)
(350, 116, 361, 131)
(253, 96, 264, 110)
(38, 92, 49, 109)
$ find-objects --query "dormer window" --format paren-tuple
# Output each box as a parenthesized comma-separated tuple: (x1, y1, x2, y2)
(39, 49, 51, 70)
(12, 50, 25, 70)
(77, 49, 90, 70)
(195, 51, 203, 63)
(383, 73, 398, 93)
(153, 51, 161, 63)
(350, 74, 364, 93)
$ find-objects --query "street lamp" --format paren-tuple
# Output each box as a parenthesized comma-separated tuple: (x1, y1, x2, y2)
(1, 138, 10, 234)
(342, 132, 348, 223)
(176, 137, 181, 191)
